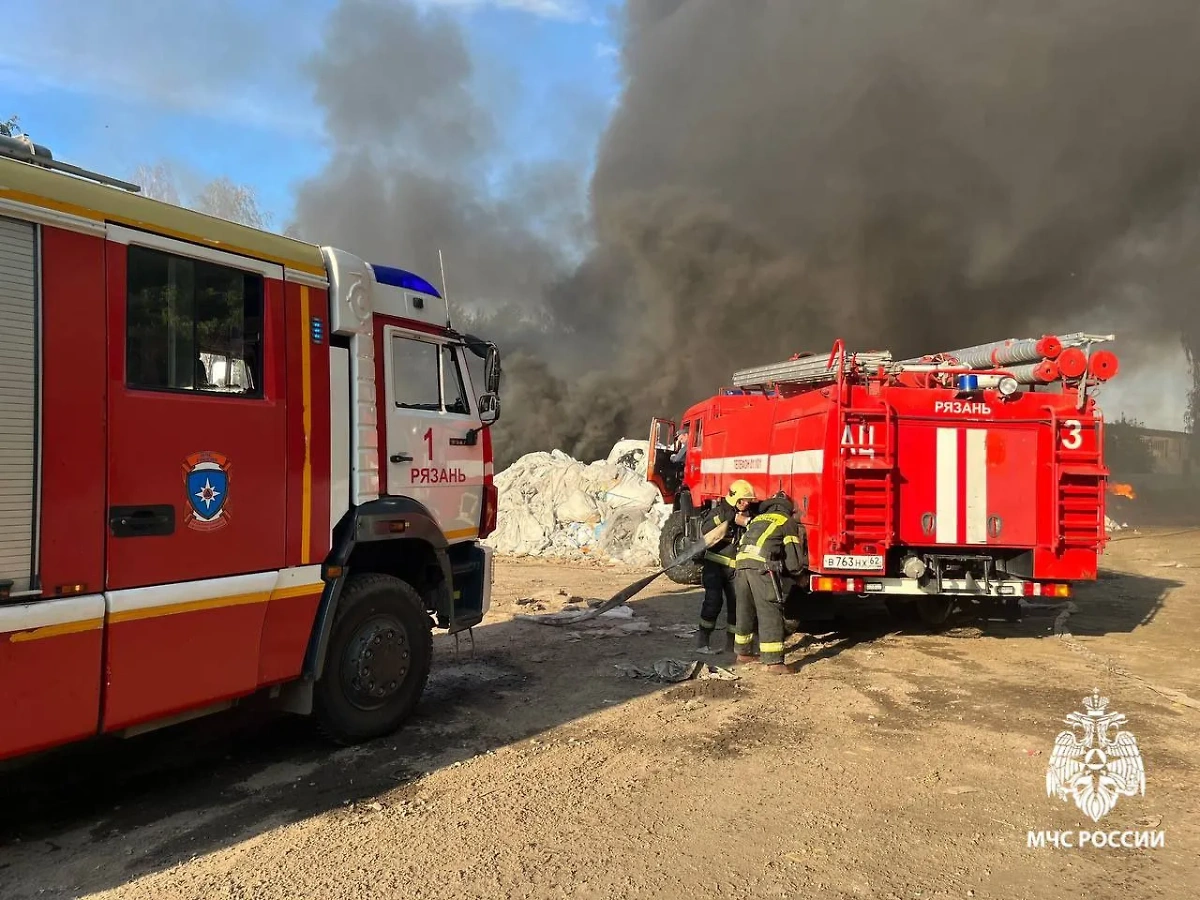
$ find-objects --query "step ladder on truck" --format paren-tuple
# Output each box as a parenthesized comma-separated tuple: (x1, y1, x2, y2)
(646, 333, 1119, 627)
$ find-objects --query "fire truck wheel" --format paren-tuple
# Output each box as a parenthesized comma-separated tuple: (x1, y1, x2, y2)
(659, 510, 703, 585)
(883, 597, 921, 624)
(313, 573, 433, 745)
(915, 595, 955, 628)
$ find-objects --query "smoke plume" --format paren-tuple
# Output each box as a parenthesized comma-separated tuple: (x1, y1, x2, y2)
(289, 0, 592, 361)
(295, 0, 1200, 468)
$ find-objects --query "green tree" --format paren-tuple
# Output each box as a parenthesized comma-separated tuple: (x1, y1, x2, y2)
(1105, 415, 1155, 475)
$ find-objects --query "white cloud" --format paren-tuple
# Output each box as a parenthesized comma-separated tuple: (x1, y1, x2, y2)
(0, 55, 319, 137)
(0, 0, 320, 134)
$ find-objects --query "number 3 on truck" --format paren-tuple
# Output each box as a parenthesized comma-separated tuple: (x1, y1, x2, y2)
(1061, 419, 1082, 450)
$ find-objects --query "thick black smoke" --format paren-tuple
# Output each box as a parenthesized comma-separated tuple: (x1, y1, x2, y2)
(570, 0, 1200, 456)
(294, 0, 1200, 468)
(289, 0, 591, 359)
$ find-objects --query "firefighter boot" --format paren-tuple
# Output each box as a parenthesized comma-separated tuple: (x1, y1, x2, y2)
(732, 631, 759, 664)
(695, 626, 713, 651)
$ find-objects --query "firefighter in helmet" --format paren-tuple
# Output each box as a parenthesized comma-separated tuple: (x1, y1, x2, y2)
(732, 490, 806, 673)
(695, 479, 758, 651)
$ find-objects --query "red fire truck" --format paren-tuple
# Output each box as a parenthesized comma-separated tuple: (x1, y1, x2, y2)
(647, 334, 1119, 627)
(0, 136, 502, 762)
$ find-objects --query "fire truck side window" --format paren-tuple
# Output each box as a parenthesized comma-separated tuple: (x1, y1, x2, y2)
(391, 336, 442, 410)
(441, 345, 470, 415)
(125, 245, 264, 398)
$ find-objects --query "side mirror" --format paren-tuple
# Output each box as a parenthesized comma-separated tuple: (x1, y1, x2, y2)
(484, 344, 501, 395)
(478, 391, 500, 426)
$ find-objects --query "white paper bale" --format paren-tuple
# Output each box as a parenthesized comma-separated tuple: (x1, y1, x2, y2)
(484, 444, 671, 565)
(556, 490, 600, 525)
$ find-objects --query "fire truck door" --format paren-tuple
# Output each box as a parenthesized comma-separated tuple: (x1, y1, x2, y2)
(383, 326, 484, 541)
(646, 417, 679, 503)
(101, 233, 288, 730)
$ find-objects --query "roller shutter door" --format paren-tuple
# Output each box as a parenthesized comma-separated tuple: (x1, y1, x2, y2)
(0, 216, 37, 593)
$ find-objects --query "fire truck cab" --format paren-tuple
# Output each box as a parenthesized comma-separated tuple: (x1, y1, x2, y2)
(0, 136, 501, 762)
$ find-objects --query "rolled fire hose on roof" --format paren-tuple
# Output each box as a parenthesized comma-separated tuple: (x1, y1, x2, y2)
(517, 520, 730, 626)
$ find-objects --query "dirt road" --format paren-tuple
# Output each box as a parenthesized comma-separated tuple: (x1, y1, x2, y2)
(2, 530, 1198, 899)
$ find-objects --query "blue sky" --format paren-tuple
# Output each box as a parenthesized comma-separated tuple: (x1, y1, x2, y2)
(1, 0, 622, 229)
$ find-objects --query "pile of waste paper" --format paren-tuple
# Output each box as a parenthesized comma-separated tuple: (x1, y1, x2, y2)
(483, 446, 670, 566)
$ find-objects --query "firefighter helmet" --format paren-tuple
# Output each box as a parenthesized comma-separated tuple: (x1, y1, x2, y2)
(727, 479, 757, 503)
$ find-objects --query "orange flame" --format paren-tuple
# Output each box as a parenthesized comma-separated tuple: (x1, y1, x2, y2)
(1110, 483, 1136, 500)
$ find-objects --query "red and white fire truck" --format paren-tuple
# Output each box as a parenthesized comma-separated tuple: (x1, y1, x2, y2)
(647, 333, 1120, 626)
(0, 136, 502, 762)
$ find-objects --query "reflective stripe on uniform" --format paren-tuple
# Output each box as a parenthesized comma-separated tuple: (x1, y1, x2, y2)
(700, 618, 717, 629)
(735, 512, 789, 563)
(783, 535, 800, 546)
(704, 551, 736, 566)
(734, 632, 756, 645)
(760, 641, 785, 654)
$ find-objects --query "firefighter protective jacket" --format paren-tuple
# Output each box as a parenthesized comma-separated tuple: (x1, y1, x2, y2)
(734, 498, 805, 576)
(703, 497, 745, 567)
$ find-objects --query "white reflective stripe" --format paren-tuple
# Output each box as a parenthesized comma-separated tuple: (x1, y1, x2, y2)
(106, 572, 278, 617)
(698, 455, 770, 475)
(965, 429, 988, 544)
(935, 428, 958, 544)
(766, 450, 824, 475)
(0, 594, 105, 635)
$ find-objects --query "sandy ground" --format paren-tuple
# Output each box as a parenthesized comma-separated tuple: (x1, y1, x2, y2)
(2, 528, 1198, 900)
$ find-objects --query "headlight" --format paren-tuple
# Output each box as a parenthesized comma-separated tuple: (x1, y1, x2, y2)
(997, 376, 1019, 397)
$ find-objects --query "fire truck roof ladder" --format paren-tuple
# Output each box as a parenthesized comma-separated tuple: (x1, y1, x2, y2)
(0, 134, 142, 192)
(731, 349, 893, 390)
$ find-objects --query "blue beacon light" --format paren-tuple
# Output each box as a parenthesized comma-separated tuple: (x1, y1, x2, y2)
(369, 263, 443, 299)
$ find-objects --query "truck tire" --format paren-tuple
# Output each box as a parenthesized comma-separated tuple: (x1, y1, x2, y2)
(313, 572, 434, 745)
(915, 595, 955, 628)
(883, 597, 921, 624)
(659, 510, 703, 585)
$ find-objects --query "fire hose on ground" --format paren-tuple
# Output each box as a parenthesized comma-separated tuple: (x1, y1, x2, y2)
(515, 520, 732, 626)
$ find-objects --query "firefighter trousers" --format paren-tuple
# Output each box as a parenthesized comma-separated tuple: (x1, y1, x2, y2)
(733, 568, 787, 665)
(699, 561, 737, 636)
